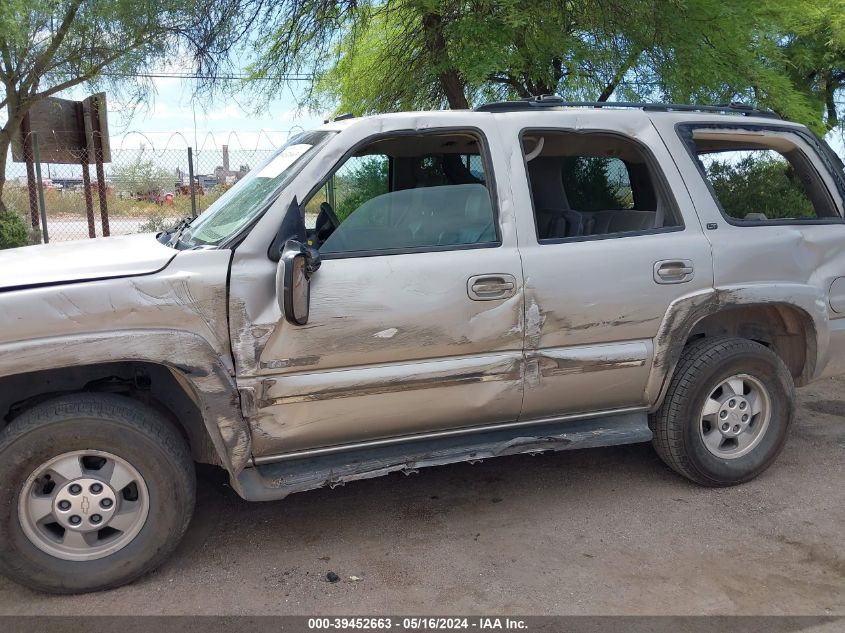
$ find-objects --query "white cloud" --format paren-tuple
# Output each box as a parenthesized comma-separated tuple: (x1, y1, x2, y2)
(203, 104, 248, 121)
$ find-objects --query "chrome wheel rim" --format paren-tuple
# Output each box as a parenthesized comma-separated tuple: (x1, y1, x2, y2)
(699, 373, 771, 459)
(18, 450, 149, 561)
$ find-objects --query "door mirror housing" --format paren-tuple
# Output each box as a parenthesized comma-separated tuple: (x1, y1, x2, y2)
(277, 239, 321, 325)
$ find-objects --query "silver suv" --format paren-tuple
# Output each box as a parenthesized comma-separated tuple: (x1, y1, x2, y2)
(2, 99, 844, 593)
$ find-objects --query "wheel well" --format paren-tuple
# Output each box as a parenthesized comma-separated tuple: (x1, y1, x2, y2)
(0, 362, 221, 466)
(686, 304, 815, 385)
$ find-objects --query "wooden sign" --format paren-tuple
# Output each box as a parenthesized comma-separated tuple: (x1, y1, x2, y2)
(12, 92, 111, 164)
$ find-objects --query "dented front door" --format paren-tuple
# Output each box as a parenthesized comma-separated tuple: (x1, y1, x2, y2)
(229, 121, 524, 458)
(248, 250, 524, 455)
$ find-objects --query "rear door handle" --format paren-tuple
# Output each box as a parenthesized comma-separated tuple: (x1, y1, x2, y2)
(468, 274, 517, 300)
(654, 259, 694, 284)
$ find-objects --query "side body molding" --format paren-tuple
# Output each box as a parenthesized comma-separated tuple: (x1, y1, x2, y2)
(647, 284, 826, 408)
(0, 330, 251, 476)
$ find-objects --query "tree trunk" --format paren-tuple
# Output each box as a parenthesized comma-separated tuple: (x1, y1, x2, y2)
(0, 93, 30, 215)
(421, 12, 470, 109)
(821, 69, 838, 130)
(598, 47, 642, 102)
(0, 124, 12, 214)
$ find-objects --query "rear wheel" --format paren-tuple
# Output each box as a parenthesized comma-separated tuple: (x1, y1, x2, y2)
(0, 393, 195, 593)
(651, 336, 794, 486)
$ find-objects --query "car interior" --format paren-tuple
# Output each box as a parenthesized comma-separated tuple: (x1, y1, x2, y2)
(305, 132, 499, 253)
(521, 132, 679, 240)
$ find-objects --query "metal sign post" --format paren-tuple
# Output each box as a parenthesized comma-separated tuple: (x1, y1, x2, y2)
(87, 95, 110, 236)
(74, 101, 96, 237)
(13, 92, 111, 241)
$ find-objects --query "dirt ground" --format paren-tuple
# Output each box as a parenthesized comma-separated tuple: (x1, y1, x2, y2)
(44, 214, 174, 241)
(0, 376, 843, 616)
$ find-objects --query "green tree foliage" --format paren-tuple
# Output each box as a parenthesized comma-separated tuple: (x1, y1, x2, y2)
(702, 153, 817, 220)
(0, 211, 29, 249)
(334, 156, 389, 221)
(112, 157, 175, 197)
(561, 157, 629, 211)
(773, 0, 845, 132)
(0, 0, 241, 213)
(244, 0, 841, 134)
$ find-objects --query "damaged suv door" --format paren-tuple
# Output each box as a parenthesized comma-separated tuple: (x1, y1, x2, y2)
(510, 119, 714, 419)
(230, 125, 525, 459)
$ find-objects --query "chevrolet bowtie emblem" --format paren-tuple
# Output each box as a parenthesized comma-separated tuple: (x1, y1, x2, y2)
(81, 496, 90, 515)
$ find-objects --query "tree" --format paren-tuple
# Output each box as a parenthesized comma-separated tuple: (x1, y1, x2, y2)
(0, 0, 242, 212)
(111, 157, 175, 198)
(704, 155, 817, 220)
(245, 1, 837, 133)
(334, 156, 389, 221)
(560, 157, 629, 211)
(775, 0, 845, 132)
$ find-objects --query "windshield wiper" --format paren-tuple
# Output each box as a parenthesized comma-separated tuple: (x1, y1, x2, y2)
(157, 216, 194, 248)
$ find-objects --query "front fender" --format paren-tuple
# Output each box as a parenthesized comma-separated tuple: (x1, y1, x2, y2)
(0, 329, 251, 475)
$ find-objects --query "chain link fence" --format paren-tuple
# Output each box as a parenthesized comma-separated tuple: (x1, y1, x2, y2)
(3, 139, 279, 243)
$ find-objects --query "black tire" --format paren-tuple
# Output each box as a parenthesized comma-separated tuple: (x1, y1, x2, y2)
(0, 393, 196, 594)
(651, 336, 795, 487)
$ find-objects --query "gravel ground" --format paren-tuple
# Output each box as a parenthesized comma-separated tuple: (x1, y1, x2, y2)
(0, 376, 843, 616)
(44, 215, 169, 241)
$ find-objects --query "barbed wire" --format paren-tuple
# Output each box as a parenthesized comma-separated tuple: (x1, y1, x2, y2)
(0, 128, 303, 156)
(2, 135, 284, 243)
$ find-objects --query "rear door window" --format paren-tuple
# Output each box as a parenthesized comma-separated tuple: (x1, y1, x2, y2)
(520, 131, 681, 241)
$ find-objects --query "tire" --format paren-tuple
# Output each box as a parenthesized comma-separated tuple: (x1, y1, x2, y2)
(0, 393, 195, 594)
(651, 336, 795, 487)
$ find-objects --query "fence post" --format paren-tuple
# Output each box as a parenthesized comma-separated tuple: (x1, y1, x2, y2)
(75, 101, 96, 238)
(80, 163, 96, 238)
(188, 147, 197, 218)
(31, 132, 49, 244)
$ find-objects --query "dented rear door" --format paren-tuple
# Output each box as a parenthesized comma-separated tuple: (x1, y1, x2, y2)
(502, 111, 714, 420)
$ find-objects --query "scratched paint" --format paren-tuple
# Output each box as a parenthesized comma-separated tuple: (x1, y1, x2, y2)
(0, 248, 252, 478)
(2, 108, 845, 504)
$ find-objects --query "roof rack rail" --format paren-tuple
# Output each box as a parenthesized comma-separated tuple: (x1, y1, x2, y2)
(474, 95, 781, 119)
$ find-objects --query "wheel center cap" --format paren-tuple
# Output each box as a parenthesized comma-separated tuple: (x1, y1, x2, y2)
(718, 396, 751, 436)
(53, 477, 118, 531)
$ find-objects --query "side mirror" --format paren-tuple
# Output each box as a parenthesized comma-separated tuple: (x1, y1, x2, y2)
(277, 239, 321, 325)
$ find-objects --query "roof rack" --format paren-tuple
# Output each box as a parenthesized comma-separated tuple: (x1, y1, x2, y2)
(474, 95, 781, 119)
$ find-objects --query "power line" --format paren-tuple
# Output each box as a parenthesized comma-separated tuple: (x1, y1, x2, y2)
(100, 71, 314, 81)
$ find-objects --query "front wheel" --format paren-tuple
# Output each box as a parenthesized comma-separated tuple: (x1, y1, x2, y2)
(0, 393, 195, 593)
(651, 336, 795, 486)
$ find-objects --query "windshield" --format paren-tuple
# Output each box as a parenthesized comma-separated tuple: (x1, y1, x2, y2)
(178, 131, 334, 248)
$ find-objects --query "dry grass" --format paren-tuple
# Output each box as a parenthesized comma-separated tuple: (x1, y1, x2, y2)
(3, 186, 225, 219)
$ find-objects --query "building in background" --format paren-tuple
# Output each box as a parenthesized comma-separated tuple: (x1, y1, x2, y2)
(213, 145, 250, 185)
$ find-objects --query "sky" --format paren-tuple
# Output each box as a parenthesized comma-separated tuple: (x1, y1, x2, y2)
(0, 74, 327, 182)
(91, 75, 326, 152)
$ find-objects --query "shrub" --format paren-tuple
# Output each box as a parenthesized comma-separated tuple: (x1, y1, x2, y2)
(0, 211, 29, 249)
(138, 209, 175, 233)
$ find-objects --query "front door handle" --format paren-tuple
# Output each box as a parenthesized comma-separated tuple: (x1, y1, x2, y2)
(468, 274, 517, 300)
(654, 259, 694, 284)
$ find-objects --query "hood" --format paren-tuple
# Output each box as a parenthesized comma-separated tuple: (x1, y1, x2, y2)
(0, 233, 177, 291)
